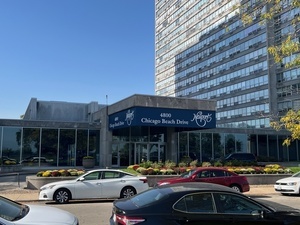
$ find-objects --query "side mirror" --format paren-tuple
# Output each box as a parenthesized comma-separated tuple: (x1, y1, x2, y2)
(77, 177, 85, 182)
(251, 210, 265, 219)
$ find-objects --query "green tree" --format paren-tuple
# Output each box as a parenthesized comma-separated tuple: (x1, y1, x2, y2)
(236, 0, 300, 145)
(236, 0, 300, 67)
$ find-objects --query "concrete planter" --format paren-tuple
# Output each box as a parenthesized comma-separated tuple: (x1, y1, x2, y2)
(26, 173, 291, 190)
(82, 158, 95, 169)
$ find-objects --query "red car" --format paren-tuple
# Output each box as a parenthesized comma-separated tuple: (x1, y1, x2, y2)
(156, 167, 250, 193)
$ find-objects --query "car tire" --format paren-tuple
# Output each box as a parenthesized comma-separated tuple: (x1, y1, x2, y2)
(54, 188, 71, 204)
(120, 186, 136, 198)
(230, 184, 241, 192)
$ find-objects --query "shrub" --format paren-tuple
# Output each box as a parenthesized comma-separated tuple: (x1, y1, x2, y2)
(202, 162, 212, 167)
(139, 160, 152, 169)
(164, 160, 176, 169)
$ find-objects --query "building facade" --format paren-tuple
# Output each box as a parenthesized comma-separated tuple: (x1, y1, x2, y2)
(155, 0, 300, 162)
(0, 95, 217, 168)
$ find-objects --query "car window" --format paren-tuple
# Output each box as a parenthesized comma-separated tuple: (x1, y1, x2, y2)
(102, 171, 121, 179)
(84, 171, 101, 180)
(214, 193, 263, 214)
(197, 170, 210, 178)
(211, 170, 225, 177)
(131, 188, 171, 207)
(174, 193, 215, 213)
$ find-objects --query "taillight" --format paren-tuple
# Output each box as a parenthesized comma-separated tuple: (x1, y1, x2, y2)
(116, 214, 145, 225)
(139, 178, 148, 183)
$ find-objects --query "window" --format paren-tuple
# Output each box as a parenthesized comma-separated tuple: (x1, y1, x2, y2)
(84, 171, 100, 180)
(174, 193, 214, 213)
(215, 193, 263, 214)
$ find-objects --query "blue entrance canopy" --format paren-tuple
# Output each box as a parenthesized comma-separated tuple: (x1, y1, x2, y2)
(109, 106, 216, 130)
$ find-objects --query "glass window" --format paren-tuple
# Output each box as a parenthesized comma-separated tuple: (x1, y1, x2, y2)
(76, 129, 88, 166)
(89, 130, 100, 165)
(2, 127, 22, 163)
(21, 128, 40, 165)
(84, 171, 101, 180)
(41, 129, 58, 167)
(215, 193, 264, 214)
(174, 193, 214, 213)
(59, 129, 75, 167)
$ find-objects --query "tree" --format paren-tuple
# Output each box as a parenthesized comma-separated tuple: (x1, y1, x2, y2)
(270, 110, 300, 146)
(236, 0, 300, 67)
(236, 0, 300, 145)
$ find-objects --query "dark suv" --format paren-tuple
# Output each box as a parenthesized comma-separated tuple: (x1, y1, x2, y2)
(222, 153, 257, 166)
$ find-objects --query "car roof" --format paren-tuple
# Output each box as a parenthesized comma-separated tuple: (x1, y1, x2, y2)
(157, 182, 239, 194)
(195, 167, 228, 171)
(88, 168, 133, 174)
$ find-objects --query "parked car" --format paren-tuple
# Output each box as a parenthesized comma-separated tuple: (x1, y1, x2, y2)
(274, 171, 300, 195)
(39, 169, 149, 203)
(20, 156, 50, 164)
(1, 156, 17, 164)
(110, 182, 300, 225)
(0, 195, 78, 225)
(155, 167, 250, 192)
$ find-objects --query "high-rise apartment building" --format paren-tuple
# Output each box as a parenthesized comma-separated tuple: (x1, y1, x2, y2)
(155, 0, 300, 128)
(155, 0, 300, 162)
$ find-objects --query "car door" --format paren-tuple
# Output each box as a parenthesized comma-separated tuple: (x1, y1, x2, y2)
(193, 169, 212, 183)
(97, 171, 124, 198)
(213, 193, 284, 225)
(73, 171, 102, 199)
(208, 170, 228, 186)
(173, 193, 231, 225)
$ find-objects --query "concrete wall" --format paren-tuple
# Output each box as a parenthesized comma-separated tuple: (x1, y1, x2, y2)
(26, 174, 290, 190)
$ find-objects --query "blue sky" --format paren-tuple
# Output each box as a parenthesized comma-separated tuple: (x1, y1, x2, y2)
(0, 0, 155, 119)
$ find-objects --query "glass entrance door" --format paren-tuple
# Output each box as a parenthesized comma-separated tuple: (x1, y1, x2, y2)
(134, 143, 148, 164)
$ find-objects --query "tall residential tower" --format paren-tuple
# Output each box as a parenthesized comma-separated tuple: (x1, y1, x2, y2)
(155, 0, 300, 162)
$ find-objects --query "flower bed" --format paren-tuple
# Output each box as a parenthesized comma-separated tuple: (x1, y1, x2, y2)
(128, 161, 293, 175)
(36, 168, 85, 177)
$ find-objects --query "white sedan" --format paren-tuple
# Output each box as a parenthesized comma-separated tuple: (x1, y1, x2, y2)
(39, 169, 149, 203)
(274, 171, 300, 195)
(0, 196, 78, 225)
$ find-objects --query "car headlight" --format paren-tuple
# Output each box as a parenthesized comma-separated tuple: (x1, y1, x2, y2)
(287, 182, 297, 186)
(40, 184, 56, 191)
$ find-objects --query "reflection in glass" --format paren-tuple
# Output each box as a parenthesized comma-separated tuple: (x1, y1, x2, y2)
(89, 130, 100, 166)
(21, 128, 40, 166)
(76, 130, 88, 166)
(41, 129, 58, 167)
(59, 129, 75, 166)
(2, 127, 21, 163)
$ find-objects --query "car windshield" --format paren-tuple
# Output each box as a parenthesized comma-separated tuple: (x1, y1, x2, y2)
(130, 188, 172, 207)
(292, 171, 300, 178)
(180, 169, 197, 178)
(0, 196, 29, 221)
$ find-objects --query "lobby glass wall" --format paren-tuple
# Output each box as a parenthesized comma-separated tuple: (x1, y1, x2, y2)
(1, 127, 21, 162)
(178, 132, 300, 163)
(0, 126, 100, 167)
(111, 126, 167, 166)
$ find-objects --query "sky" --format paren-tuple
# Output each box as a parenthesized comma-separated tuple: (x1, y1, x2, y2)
(0, 0, 155, 119)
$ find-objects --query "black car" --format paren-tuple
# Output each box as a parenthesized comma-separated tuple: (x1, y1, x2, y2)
(221, 152, 257, 165)
(110, 182, 300, 225)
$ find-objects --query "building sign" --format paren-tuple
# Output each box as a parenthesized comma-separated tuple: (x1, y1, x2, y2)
(109, 107, 216, 130)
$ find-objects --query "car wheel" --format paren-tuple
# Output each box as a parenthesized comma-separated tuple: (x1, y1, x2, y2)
(230, 184, 241, 192)
(54, 188, 71, 204)
(120, 186, 136, 198)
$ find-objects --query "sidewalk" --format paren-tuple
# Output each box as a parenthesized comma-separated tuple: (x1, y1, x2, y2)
(0, 184, 277, 202)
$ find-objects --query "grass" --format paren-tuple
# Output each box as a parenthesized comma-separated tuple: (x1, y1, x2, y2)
(288, 167, 300, 173)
